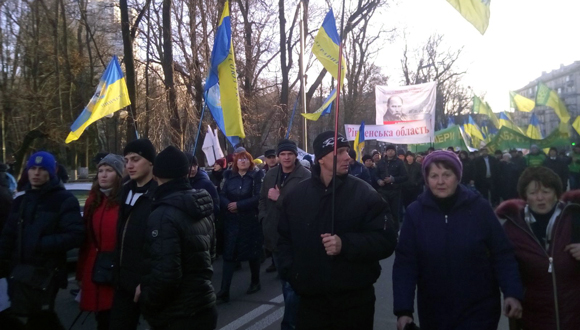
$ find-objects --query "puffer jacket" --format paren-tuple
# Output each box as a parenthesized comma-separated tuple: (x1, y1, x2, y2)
(277, 164, 397, 296)
(140, 178, 215, 328)
(220, 168, 264, 261)
(375, 157, 408, 190)
(259, 161, 310, 252)
(0, 177, 84, 287)
(496, 191, 580, 330)
(393, 185, 523, 330)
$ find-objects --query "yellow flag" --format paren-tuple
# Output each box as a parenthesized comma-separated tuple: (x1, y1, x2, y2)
(573, 117, 580, 136)
(472, 96, 499, 128)
(510, 91, 535, 112)
(446, 0, 491, 35)
(536, 82, 570, 123)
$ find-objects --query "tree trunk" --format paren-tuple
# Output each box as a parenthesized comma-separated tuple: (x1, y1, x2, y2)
(162, 0, 182, 147)
(278, 0, 288, 140)
(120, 0, 138, 142)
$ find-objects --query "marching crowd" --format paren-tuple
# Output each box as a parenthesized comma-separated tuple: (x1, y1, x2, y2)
(0, 133, 579, 330)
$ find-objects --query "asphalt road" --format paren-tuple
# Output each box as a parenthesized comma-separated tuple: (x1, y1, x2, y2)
(54, 256, 509, 330)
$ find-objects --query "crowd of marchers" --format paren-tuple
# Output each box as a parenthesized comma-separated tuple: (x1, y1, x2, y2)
(0, 135, 579, 330)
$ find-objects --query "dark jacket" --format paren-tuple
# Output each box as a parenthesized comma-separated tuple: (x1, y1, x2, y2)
(375, 157, 408, 190)
(0, 177, 84, 288)
(209, 169, 224, 192)
(189, 169, 220, 218)
(220, 168, 264, 261)
(277, 164, 397, 297)
(259, 161, 310, 252)
(402, 162, 422, 191)
(348, 161, 372, 185)
(497, 161, 520, 201)
(496, 192, 580, 330)
(393, 185, 523, 330)
(460, 158, 474, 185)
(140, 178, 215, 328)
(0, 166, 12, 230)
(472, 155, 499, 187)
(543, 157, 570, 190)
(115, 179, 158, 294)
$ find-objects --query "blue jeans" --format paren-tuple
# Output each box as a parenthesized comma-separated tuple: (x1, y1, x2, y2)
(273, 253, 300, 330)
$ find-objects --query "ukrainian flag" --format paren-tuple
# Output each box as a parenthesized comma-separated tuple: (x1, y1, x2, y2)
(446, 0, 491, 35)
(66, 56, 131, 143)
(204, 0, 245, 140)
(536, 82, 570, 123)
(510, 91, 535, 112)
(572, 116, 580, 136)
(498, 112, 525, 134)
(353, 121, 365, 162)
(312, 9, 346, 84)
(302, 88, 335, 121)
(526, 113, 543, 140)
(464, 115, 484, 141)
(472, 96, 499, 128)
(447, 116, 455, 128)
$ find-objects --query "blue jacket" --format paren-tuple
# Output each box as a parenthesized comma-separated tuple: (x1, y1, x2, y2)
(348, 161, 372, 185)
(393, 184, 523, 330)
(189, 169, 220, 219)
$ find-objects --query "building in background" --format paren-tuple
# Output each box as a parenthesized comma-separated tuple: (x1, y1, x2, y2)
(512, 62, 580, 137)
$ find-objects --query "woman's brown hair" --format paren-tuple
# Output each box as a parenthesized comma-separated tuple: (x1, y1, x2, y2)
(85, 166, 123, 221)
(232, 151, 255, 173)
(517, 166, 563, 201)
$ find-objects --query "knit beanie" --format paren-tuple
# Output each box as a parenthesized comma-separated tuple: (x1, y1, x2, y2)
(153, 146, 190, 179)
(313, 131, 350, 162)
(421, 150, 463, 183)
(215, 158, 227, 169)
(385, 144, 396, 152)
(277, 139, 298, 156)
(348, 150, 357, 160)
(124, 139, 156, 163)
(98, 154, 125, 177)
(397, 148, 406, 156)
(26, 151, 56, 177)
(362, 155, 373, 163)
(234, 147, 247, 154)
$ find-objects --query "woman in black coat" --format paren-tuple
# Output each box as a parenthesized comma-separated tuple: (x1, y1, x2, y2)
(217, 151, 264, 303)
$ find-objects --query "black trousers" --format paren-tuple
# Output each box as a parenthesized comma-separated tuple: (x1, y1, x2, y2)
(109, 289, 141, 330)
(477, 178, 499, 206)
(296, 286, 375, 330)
(151, 306, 218, 330)
(95, 310, 111, 330)
(220, 258, 260, 293)
(380, 189, 401, 231)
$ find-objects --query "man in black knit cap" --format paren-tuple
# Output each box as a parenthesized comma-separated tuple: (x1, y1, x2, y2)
(136, 146, 217, 330)
(277, 131, 397, 330)
(110, 138, 158, 330)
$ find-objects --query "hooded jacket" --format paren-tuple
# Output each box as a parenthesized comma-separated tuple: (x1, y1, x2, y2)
(0, 177, 84, 287)
(259, 161, 310, 252)
(393, 185, 523, 330)
(140, 178, 215, 327)
(277, 164, 397, 296)
(495, 191, 580, 330)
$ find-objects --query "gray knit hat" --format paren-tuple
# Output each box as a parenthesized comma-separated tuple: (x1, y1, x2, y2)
(98, 154, 125, 177)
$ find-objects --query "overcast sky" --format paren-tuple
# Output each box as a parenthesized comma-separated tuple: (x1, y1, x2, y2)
(372, 0, 580, 113)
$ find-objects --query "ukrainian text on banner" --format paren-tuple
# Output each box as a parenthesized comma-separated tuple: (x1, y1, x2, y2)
(344, 120, 432, 144)
(408, 125, 474, 153)
(484, 126, 570, 152)
(375, 82, 436, 143)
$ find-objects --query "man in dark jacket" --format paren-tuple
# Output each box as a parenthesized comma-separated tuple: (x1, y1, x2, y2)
(188, 155, 220, 219)
(277, 131, 397, 330)
(110, 139, 158, 330)
(264, 149, 278, 172)
(362, 155, 379, 190)
(473, 147, 500, 205)
(0, 151, 84, 316)
(376, 144, 408, 230)
(402, 151, 423, 209)
(259, 139, 310, 330)
(347, 150, 372, 185)
(543, 147, 569, 191)
(136, 146, 217, 330)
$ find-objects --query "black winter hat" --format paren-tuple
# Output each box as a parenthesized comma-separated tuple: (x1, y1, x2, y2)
(124, 139, 156, 163)
(362, 155, 373, 162)
(385, 144, 396, 152)
(277, 139, 298, 156)
(348, 149, 357, 159)
(153, 146, 190, 179)
(313, 131, 349, 162)
(264, 149, 276, 158)
(397, 148, 406, 156)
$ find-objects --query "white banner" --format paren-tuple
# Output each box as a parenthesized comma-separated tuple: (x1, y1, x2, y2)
(345, 120, 434, 144)
(374, 82, 436, 143)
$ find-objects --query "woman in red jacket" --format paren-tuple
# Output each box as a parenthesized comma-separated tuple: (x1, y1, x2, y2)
(496, 166, 580, 330)
(76, 154, 125, 330)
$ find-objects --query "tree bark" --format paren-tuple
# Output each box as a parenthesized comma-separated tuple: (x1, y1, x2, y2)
(162, 0, 182, 147)
(120, 0, 138, 142)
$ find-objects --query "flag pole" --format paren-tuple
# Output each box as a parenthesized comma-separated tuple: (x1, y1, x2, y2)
(299, 0, 308, 152)
(193, 101, 207, 155)
(331, 0, 346, 235)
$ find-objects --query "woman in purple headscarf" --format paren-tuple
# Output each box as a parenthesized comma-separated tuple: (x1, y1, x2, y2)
(393, 150, 524, 330)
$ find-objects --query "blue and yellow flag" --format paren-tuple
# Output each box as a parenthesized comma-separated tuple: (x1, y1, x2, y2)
(66, 56, 131, 143)
(447, 116, 455, 128)
(446, 0, 491, 35)
(312, 10, 346, 84)
(204, 0, 245, 140)
(464, 115, 484, 141)
(526, 113, 543, 140)
(472, 96, 499, 128)
(302, 88, 335, 121)
(353, 121, 365, 162)
(510, 91, 535, 112)
(536, 82, 570, 123)
(498, 112, 525, 134)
